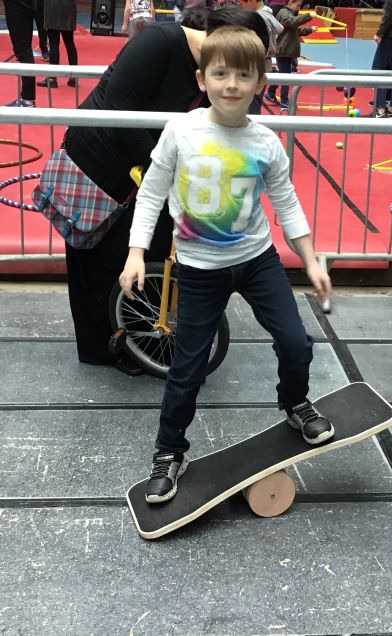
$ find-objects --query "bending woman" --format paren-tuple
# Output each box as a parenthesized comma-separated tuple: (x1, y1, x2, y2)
(64, 7, 269, 375)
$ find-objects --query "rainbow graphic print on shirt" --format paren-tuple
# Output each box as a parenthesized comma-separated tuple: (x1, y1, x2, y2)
(175, 140, 267, 247)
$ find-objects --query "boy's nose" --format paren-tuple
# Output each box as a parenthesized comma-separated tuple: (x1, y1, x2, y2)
(226, 75, 239, 89)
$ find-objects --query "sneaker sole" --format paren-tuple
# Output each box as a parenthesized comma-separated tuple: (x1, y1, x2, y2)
(145, 456, 189, 504)
(287, 419, 335, 445)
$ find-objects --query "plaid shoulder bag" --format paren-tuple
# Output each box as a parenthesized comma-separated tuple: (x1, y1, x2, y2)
(31, 149, 127, 249)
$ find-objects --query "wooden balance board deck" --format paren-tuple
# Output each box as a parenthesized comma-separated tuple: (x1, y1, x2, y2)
(127, 383, 392, 539)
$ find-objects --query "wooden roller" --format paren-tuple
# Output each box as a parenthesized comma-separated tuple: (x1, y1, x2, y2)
(243, 470, 296, 517)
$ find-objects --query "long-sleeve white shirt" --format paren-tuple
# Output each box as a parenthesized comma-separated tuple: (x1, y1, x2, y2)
(129, 108, 310, 269)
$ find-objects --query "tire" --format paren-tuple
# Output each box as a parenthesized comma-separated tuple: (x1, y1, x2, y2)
(109, 262, 230, 379)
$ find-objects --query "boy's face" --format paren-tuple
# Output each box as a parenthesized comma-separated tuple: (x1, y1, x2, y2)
(196, 55, 266, 127)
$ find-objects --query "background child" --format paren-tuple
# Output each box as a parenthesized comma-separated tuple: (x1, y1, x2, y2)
(120, 25, 333, 504)
(121, 0, 155, 39)
(241, 0, 284, 113)
(264, 0, 316, 110)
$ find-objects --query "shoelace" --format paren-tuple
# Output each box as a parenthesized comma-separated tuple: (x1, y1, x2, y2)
(150, 456, 174, 480)
(293, 402, 319, 424)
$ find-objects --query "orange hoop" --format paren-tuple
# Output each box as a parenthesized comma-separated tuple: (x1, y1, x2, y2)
(0, 139, 43, 168)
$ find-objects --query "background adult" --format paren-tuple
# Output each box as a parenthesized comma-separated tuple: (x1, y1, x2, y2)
(37, 0, 78, 88)
(372, 0, 392, 118)
(63, 7, 269, 375)
(4, 0, 37, 107)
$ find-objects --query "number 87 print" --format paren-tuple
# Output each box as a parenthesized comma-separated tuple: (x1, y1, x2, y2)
(184, 155, 258, 234)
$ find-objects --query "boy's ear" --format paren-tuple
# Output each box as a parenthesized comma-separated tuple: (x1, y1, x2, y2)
(255, 73, 267, 96)
(196, 69, 207, 92)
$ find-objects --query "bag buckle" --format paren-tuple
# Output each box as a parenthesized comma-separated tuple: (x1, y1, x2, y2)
(37, 186, 54, 211)
(63, 210, 81, 237)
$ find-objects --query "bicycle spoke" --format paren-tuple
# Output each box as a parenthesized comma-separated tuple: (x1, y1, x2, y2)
(115, 269, 184, 374)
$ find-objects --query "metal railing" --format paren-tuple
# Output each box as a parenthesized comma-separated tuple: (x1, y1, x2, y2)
(284, 69, 392, 308)
(1, 64, 391, 294)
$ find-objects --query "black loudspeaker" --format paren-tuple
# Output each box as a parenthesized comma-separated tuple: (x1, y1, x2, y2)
(90, 0, 116, 36)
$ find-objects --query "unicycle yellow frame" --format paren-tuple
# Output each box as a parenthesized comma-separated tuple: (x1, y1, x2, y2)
(130, 165, 178, 336)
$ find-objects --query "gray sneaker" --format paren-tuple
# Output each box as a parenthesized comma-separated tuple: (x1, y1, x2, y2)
(145, 452, 189, 503)
(287, 400, 335, 445)
(264, 92, 280, 106)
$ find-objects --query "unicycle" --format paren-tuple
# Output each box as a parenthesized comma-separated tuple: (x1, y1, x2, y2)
(108, 260, 230, 379)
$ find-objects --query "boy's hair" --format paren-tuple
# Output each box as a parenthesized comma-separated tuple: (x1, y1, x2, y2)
(200, 25, 266, 78)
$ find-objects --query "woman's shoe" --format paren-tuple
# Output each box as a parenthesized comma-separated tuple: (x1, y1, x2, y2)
(37, 78, 58, 88)
(67, 78, 76, 87)
(4, 98, 36, 107)
(114, 357, 143, 376)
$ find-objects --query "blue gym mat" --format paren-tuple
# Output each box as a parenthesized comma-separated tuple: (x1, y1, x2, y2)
(301, 37, 377, 71)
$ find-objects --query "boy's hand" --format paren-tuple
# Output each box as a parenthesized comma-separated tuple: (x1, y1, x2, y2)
(306, 261, 332, 304)
(119, 247, 145, 300)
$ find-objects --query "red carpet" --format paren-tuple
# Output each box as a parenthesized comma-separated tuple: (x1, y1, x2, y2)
(0, 30, 125, 274)
(263, 73, 390, 269)
(0, 34, 390, 274)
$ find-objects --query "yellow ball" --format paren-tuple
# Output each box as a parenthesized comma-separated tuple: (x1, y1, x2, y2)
(336, 142, 344, 149)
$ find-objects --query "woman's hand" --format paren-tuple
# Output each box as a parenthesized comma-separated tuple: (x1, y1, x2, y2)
(119, 247, 145, 299)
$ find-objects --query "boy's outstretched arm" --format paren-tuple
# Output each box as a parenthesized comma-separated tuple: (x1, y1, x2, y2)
(291, 234, 332, 303)
(119, 157, 174, 298)
(119, 247, 146, 299)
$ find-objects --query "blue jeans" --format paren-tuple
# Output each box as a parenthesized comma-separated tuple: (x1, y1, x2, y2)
(372, 37, 392, 110)
(156, 245, 314, 453)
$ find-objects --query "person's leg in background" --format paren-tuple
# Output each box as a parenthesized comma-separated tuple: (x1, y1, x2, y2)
(371, 38, 392, 117)
(275, 56, 292, 109)
(35, 0, 49, 60)
(264, 78, 279, 105)
(3, 0, 36, 106)
(264, 57, 292, 108)
(37, 29, 60, 88)
(60, 30, 79, 86)
(47, 29, 61, 64)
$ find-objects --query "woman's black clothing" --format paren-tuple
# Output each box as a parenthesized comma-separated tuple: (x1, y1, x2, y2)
(64, 23, 208, 364)
(44, 0, 77, 31)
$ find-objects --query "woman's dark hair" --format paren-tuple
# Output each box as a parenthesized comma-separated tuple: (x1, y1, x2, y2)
(205, 7, 269, 53)
(181, 8, 209, 30)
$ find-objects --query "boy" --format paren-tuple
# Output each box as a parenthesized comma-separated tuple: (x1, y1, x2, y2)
(264, 0, 316, 111)
(120, 25, 334, 504)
